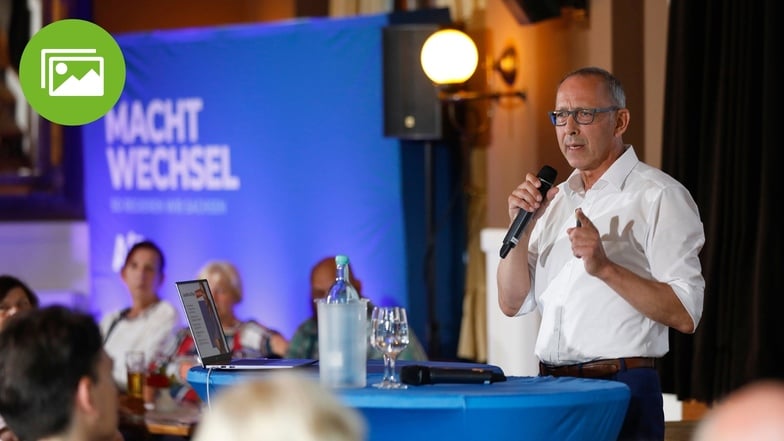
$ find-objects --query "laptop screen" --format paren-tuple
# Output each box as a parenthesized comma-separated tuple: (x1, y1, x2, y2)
(175, 279, 232, 366)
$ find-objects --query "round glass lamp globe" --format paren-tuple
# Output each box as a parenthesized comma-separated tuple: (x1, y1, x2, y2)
(420, 29, 478, 85)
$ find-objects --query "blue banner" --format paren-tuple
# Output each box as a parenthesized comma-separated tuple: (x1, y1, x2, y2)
(82, 14, 408, 338)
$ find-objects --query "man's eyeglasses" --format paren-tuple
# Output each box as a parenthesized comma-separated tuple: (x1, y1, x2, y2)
(548, 106, 620, 126)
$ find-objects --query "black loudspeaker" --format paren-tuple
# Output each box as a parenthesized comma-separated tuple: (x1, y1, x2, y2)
(501, 0, 562, 24)
(383, 25, 444, 140)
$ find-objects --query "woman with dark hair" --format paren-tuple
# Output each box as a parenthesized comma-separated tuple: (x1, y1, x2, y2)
(0, 275, 38, 329)
(0, 274, 38, 441)
(99, 240, 178, 393)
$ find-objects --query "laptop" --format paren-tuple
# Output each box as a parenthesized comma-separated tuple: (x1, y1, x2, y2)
(175, 279, 316, 370)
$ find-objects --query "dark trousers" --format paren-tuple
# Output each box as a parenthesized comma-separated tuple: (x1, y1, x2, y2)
(608, 367, 664, 441)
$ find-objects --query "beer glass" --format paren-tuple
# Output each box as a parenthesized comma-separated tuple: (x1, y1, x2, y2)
(125, 350, 146, 399)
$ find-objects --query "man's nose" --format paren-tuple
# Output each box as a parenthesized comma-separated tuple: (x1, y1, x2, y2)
(564, 115, 580, 133)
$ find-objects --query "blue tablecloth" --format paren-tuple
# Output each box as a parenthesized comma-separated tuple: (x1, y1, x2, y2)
(188, 361, 630, 441)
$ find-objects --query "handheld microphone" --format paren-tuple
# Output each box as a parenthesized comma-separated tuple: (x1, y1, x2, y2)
(499, 165, 557, 259)
(400, 365, 506, 386)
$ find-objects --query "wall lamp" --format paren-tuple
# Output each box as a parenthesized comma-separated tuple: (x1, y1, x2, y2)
(420, 29, 527, 103)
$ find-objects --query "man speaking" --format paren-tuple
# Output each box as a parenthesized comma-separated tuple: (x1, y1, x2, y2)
(497, 67, 705, 441)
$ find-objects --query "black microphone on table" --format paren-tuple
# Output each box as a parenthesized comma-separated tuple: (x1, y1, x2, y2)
(499, 165, 558, 259)
(400, 365, 507, 386)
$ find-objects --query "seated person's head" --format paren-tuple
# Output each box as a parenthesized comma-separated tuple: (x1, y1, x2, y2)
(198, 261, 242, 318)
(0, 275, 38, 330)
(121, 239, 166, 299)
(309, 256, 363, 318)
(0, 306, 119, 441)
(693, 380, 784, 441)
(192, 373, 365, 441)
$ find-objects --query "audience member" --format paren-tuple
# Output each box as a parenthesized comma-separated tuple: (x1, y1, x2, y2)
(286, 256, 428, 361)
(0, 305, 123, 441)
(100, 240, 178, 392)
(191, 373, 365, 441)
(0, 274, 38, 329)
(497, 66, 705, 440)
(165, 260, 288, 403)
(692, 380, 784, 441)
(0, 274, 39, 441)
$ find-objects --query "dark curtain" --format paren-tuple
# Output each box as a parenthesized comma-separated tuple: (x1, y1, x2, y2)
(659, 0, 784, 403)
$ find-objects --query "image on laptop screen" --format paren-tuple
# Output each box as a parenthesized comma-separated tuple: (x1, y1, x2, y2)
(176, 279, 230, 362)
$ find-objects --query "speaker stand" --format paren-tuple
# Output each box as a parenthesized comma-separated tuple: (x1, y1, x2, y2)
(424, 140, 440, 359)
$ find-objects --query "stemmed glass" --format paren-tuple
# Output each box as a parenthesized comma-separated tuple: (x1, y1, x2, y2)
(370, 306, 409, 389)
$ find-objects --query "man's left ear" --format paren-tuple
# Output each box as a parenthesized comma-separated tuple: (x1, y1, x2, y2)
(615, 108, 630, 135)
(75, 376, 98, 415)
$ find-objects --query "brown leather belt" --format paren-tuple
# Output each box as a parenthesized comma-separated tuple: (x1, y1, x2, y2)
(539, 357, 656, 379)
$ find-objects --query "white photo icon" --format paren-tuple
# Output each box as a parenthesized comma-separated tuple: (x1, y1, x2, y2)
(20, 19, 126, 125)
(40, 48, 105, 96)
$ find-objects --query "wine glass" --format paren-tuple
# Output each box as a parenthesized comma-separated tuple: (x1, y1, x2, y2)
(370, 306, 409, 389)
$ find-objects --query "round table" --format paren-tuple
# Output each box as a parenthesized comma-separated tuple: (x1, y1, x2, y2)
(188, 360, 630, 441)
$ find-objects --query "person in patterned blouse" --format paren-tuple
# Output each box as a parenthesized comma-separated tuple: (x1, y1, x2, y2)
(164, 260, 288, 403)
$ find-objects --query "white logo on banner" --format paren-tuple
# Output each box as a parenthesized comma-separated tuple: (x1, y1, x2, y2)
(112, 231, 145, 272)
(104, 98, 240, 215)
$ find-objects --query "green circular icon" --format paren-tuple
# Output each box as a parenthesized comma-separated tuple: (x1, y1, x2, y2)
(18, 19, 126, 126)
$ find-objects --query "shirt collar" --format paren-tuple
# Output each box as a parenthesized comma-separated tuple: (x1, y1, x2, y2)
(565, 145, 638, 194)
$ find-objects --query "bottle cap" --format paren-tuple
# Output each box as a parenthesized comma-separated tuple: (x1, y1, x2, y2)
(335, 255, 349, 266)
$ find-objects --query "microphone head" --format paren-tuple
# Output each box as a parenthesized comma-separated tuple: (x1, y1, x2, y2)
(400, 364, 507, 385)
(538, 165, 557, 186)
